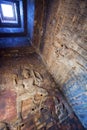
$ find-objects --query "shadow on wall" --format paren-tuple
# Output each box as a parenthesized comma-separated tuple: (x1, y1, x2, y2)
(63, 72, 87, 129)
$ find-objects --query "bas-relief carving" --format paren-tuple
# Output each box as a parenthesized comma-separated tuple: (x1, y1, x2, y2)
(9, 68, 69, 130)
(14, 68, 48, 125)
(0, 68, 71, 130)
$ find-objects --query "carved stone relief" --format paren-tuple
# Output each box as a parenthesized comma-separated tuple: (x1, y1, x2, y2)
(0, 65, 72, 130)
(14, 68, 48, 123)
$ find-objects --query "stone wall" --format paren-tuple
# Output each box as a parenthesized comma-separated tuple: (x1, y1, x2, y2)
(0, 0, 87, 129)
(39, 0, 87, 128)
(0, 53, 84, 130)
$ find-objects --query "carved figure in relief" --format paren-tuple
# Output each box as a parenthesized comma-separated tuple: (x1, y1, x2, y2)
(14, 69, 48, 126)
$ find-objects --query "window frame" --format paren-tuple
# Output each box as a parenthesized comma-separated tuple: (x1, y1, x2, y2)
(0, 0, 21, 28)
(0, 0, 35, 48)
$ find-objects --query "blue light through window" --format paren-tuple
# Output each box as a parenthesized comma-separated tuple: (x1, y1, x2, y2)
(0, 0, 35, 48)
(0, 2, 18, 24)
(1, 4, 14, 17)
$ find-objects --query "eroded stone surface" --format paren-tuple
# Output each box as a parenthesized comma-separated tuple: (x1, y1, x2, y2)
(0, 54, 84, 130)
(0, 90, 17, 122)
(38, 0, 87, 128)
